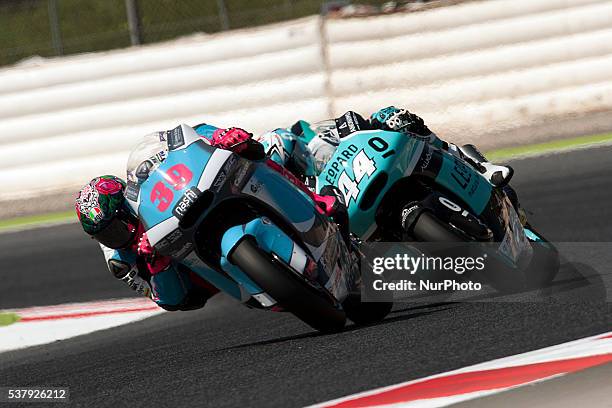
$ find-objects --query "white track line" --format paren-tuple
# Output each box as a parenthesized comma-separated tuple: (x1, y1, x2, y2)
(0, 298, 164, 353)
(311, 332, 612, 408)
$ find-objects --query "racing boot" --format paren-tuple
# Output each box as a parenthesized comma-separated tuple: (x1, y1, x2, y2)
(454, 146, 526, 225)
(448, 143, 514, 188)
(107, 259, 154, 299)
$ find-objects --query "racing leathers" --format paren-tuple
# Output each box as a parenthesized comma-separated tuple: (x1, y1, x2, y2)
(368, 107, 513, 187)
(258, 107, 513, 188)
(101, 223, 219, 311)
(103, 125, 348, 311)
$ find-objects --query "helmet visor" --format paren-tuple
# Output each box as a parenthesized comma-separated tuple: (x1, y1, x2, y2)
(92, 213, 136, 249)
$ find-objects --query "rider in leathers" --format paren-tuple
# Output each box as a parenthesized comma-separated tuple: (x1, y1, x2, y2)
(257, 106, 513, 189)
(77, 108, 514, 311)
(76, 126, 347, 312)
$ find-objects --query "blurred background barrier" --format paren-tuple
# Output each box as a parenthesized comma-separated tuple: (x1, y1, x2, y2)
(0, 0, 332, 67)
(326, 0, 612, 143)
(0, 0, 611, 208)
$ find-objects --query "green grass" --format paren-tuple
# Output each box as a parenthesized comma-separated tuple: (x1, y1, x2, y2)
(0, 0, 330, 66)
(485, 132, 612, 162)
(0, 210, 75, 233)
(0, 313, 21, 327)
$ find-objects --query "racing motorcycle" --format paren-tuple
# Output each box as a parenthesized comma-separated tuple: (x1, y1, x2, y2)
(279, 117, 560, 292)
(124, 124, 390, 332)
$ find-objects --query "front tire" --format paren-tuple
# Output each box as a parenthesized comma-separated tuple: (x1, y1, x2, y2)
(409, 211, 522, 293)
(229, 237, 346, 333)
(410, 210, 464, 242)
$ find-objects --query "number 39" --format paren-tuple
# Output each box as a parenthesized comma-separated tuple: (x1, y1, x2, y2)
(150, 164, 193, 211)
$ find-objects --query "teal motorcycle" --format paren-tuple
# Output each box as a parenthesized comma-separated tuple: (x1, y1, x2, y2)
(125, 124, 390, 332)
(273, 120, 560, 292)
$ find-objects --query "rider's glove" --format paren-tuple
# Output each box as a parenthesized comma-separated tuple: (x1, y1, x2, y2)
(137, 233, 154, 258)
(370, 106, 431, 136)
(212, 127, 252, 150)
(211, 127, 265, 159)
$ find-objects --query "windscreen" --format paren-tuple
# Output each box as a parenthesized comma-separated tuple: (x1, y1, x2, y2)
(306, 120, 340, 173)
(126, 131, 169, 184)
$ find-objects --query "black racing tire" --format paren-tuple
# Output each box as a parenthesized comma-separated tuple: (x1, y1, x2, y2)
(342, 294, 393, 326)
(407, 211, 472, 292)
(229, 237, 346, 333)
(411, 210, 464, 242)
(410, 211, 522, 293)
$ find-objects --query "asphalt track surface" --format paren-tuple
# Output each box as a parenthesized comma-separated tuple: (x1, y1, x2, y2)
(0, 145, 611, 407)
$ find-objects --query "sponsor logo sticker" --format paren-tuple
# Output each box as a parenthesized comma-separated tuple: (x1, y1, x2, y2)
(419, 149, 433, 172)
(167, 126, 185, 150)
(172, 187, 200, 219)
(233, 163, 250, 188)
(335, 111, 362, 138)
(125, 181, 140, 202)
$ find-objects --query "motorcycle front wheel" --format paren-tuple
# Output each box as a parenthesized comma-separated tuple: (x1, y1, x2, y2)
(229, 237, 346, 333)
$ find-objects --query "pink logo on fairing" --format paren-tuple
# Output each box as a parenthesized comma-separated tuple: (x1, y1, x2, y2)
(95, 178, 123, 194)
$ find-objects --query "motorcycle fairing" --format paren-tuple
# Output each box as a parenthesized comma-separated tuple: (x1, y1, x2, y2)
(434, 149, 492, 216)
(315, 128, 495, 239)
(136, 125, 357, 307)
(219, 217, 355, 302)
(316, 130, 424, 239)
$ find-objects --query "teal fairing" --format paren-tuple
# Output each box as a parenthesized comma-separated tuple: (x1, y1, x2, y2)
(216, 160, 355, 301)
(295, 120, 558, 291)
(317, 130, 418, 238)
(313, 128, 494, 239)
(133, 124, 357, 310)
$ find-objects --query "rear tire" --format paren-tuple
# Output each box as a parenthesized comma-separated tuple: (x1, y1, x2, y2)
(406, 190, 561, 293)
(229, 237, 346, 333)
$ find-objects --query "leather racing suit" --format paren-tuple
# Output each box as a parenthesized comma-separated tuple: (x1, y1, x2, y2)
(103, 124, 347, 311)
(257, 107, 513, 189)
